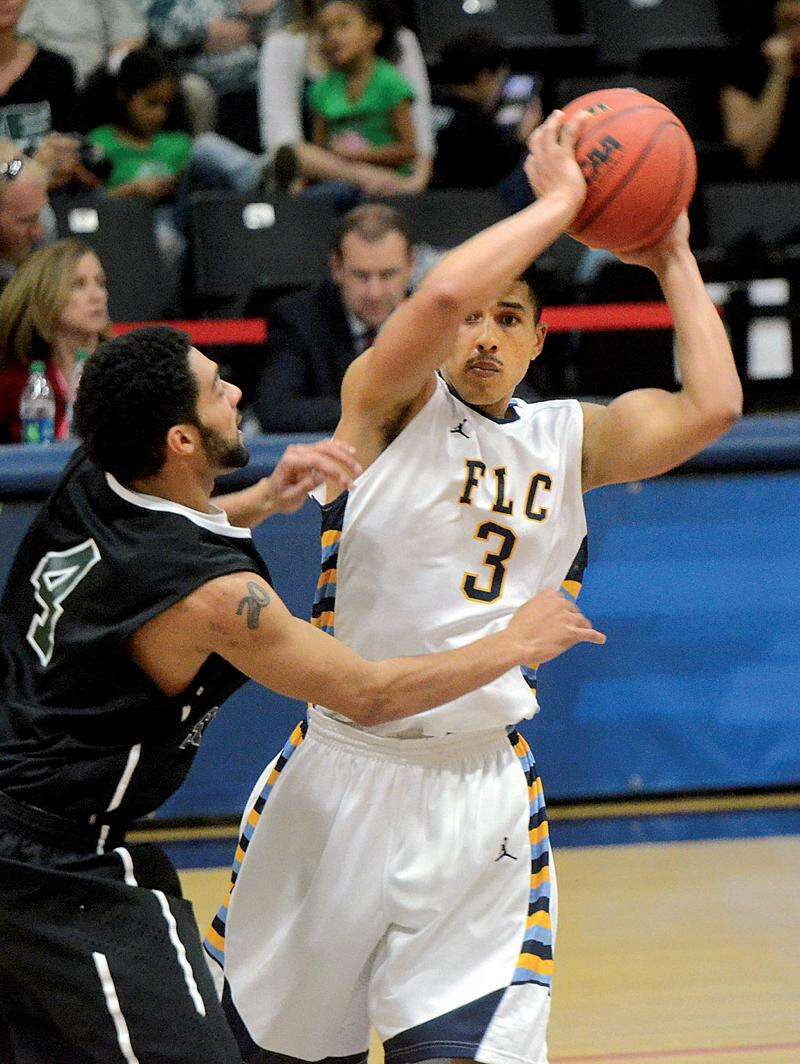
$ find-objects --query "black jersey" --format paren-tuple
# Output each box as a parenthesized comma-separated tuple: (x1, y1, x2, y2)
(0, 450, 270, 843)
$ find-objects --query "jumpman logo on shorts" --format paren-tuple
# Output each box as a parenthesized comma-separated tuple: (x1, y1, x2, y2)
(495, 837, 517, 861)
(450, 419, 470, 438)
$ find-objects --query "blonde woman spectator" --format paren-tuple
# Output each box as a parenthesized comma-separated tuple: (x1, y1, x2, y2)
(18, 0, 145, 86)
(0, 239, 110, 442)
(259, 0, 433, 194)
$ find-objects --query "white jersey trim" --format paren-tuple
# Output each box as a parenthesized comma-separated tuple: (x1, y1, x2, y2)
(154, 890, 207, 1017)
(105, 473, 252, 539)
(92, 952, 141, 1064)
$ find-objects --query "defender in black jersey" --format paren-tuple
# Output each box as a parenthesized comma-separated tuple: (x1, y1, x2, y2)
(0, 327, 602, 1062)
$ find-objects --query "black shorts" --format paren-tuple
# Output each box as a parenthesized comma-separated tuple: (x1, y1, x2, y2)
(0, 790, 241, 1064)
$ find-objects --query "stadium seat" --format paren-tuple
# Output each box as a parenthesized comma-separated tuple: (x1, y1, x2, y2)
(52, 195, 172, 322)
(584, 0, 726, 71)
(188, 192, 338, 316)
(553, 74, 704, 139)
(703, 183, 800, 252)
(382, 189, 508, 251)
(414, 0, 559, 57)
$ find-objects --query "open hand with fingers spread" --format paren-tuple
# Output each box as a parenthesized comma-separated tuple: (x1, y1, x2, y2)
(523, 109, 591, 223)
(506, 588, 605, 666)
(267, 439, 362, 514)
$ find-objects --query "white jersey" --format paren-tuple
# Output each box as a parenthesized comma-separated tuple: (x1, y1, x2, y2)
(311, 374, 587, 736)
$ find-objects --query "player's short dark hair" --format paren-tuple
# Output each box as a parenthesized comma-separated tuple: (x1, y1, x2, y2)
(331, 202, 412, 257)
(74, 326, 199, 485)
(437, 30, 507, 86)
(519, 262, 543, 323)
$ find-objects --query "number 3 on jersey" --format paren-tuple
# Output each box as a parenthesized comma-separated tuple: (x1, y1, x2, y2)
(462, 521, 517, 603)
(27, 540, 101, 667)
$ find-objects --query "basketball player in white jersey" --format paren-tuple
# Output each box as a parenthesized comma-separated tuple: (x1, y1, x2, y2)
(206, 112, 742, 1063)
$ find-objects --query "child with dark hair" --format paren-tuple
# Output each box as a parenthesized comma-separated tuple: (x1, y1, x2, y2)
(86, 46, 192, 203)
(295, 0, 415, 200)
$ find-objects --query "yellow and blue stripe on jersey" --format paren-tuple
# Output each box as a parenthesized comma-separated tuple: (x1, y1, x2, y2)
(311, 492, 348, 637)
(203, 720, 307, 967)
(509, 730, 553, 990)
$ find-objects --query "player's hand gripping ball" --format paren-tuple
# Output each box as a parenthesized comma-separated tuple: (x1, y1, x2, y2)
(562, 88, 697, 254)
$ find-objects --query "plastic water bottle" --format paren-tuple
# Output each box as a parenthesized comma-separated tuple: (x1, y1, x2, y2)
(19, 361, 55, 445)
(67, 348, 88, 435)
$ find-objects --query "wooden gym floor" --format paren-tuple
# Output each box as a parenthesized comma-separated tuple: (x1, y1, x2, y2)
(178, 829, 800, 1064)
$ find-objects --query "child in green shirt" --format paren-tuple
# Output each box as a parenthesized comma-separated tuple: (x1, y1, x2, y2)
(307, 0, 417, 178)
(87, 47, 192, 204)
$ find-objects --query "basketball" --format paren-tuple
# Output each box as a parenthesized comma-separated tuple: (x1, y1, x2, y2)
(562, 88, 697, 254)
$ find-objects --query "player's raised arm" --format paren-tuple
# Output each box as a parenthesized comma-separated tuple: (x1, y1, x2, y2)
(344, 111, 590, 420)
(134, 574, 604, 729)
(580, 213, 743, 492)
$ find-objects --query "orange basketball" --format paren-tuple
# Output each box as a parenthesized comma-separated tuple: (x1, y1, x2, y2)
(561, 88, 697, 254)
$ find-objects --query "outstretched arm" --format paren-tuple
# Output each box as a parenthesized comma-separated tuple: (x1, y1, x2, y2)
(581, 214, 742, 492)
(205, 576, 604, 725)
(132, 576, 604, 728)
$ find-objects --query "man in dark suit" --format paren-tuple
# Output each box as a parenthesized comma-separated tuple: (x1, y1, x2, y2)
(255, 204, 413, 432)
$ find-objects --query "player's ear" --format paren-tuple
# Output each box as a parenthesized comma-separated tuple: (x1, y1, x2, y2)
(530, 321, 548, 363)
(165, 423, 197, 458)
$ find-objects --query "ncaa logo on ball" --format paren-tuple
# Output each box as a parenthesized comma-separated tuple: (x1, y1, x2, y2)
(580, 135, 623, 184)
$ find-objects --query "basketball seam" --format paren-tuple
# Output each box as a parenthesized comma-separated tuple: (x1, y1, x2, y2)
(571, 101, 674, 146)
(641, 131, 693, 249)
(571, 120, 684, 237)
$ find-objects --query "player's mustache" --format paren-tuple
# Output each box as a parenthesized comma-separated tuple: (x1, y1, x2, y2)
(467, 354, 503, 369)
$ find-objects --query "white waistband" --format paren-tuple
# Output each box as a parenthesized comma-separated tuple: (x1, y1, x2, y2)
(306, 707, 513, 766)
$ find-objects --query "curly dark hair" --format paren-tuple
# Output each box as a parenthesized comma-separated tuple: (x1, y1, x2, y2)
(73, 326, 199, 484)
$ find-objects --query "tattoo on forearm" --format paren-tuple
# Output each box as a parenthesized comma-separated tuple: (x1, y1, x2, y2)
(236, 582, 271, 630)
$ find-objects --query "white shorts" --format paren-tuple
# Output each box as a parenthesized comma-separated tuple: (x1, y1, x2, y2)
(204, 709, 557, 1064)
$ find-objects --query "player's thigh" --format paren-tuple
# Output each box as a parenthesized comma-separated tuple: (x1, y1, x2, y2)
(87, 887, 242, 1063)
(6, 880, 241, 1063)
(373, 738, 554, 1064)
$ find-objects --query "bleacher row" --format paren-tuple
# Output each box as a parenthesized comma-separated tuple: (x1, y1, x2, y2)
(413, 0, 735, 68)
(53, 183, 800, 323)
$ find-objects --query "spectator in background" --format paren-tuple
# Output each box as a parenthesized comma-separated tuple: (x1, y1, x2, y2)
(17, 0, 145, 87)
(302, 0, 416, 206)
(432, 31, 541, 195)
(255, 202, 411, 431)
(721, 0, 800, 178)
(259, 0, 432, 195)
(0, 0, 97, 190)
(146, 0, 285, 97)
(0, 140, 49, 288)
(86, 47, 191, 205)
(0, 239, 110, 443)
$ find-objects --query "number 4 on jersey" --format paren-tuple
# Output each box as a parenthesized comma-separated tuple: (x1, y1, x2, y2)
(27, 540, 101, 667)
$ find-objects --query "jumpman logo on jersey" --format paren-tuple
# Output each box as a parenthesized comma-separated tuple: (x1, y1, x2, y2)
(450, 418, 470, 438)
(495, 837, 517, 861)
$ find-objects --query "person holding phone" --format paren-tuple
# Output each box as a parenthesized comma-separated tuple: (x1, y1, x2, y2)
(432, 29, 541, 202)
